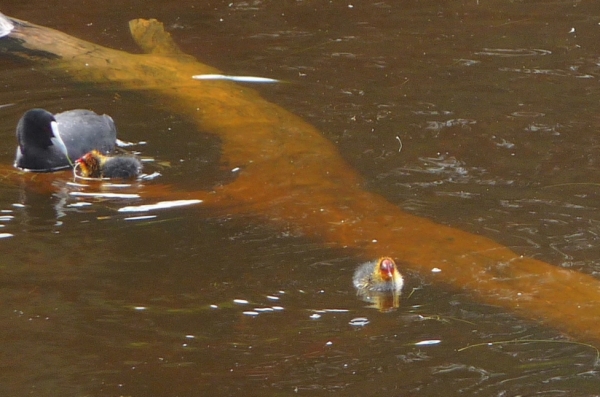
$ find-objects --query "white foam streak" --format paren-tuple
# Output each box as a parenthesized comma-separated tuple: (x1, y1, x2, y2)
(70, 192, 140, 199)
(193, 74, 280, 83)
(118, 199, 202, 212)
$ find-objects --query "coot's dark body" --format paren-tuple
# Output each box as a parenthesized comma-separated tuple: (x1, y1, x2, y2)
(15, 108, 117, 172)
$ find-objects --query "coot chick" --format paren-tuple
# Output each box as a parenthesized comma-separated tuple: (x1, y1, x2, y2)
(353, 257, 404, 312)
(15, 108, 117, 172)
(75, 150, 142, 179)
(353, 257, 404, 293)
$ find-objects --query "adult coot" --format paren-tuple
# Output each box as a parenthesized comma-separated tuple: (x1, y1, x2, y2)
(75, 150, 142, 179)
(14, 108, 117, 172)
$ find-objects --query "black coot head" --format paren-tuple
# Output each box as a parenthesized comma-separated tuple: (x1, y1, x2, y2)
(17, 108, 57, 149)
(14, 108, 72, 172)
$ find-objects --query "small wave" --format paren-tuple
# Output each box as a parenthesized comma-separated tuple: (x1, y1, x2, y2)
(475, 48, 551, 57)
(249, 30, 313, 39)
(424, 118, 477, 132)
(525, 123, 560, 135)
(510, 111, 545, 118)
(500, 67, 593, 79)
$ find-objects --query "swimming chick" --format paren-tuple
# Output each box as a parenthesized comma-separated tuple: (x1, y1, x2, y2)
(15, 108, 117, 172)
(353, 257, 404, 293)
(75, 150, 142, 179)
(353, 257, 404, 312)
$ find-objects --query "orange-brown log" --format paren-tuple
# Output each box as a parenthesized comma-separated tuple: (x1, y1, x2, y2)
(1, 13, 598, 343)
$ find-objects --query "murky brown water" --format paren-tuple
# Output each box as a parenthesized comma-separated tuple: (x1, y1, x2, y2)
(2, 0, 600, 395)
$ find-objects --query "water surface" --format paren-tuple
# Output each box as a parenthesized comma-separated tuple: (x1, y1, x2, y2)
(2, 1, 600, 395)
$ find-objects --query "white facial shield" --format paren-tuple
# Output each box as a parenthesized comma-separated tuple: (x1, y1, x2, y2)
(50, 121, 73, 166)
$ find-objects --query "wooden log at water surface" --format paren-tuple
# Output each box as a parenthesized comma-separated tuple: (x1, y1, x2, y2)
(1, 12, 599, 344)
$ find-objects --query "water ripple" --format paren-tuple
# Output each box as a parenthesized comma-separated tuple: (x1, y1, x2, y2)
(475, 48, 552, 57)
(424, 118, 477, 133)
(499, 67, 593, 78)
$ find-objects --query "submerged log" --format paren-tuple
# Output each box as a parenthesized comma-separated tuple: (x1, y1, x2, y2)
(1, 12, 599, 343)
